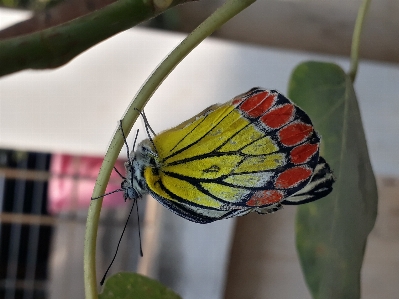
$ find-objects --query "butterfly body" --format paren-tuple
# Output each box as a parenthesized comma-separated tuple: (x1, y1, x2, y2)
(123, 88, 334, 223)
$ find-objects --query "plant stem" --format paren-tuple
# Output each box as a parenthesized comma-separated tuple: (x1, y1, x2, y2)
(84, 0, 256, 298)
(349, 0, 371, 82)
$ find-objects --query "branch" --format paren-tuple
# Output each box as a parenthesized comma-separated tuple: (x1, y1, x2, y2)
(0, 0, 194, 78)
(0, 0, 117, 39)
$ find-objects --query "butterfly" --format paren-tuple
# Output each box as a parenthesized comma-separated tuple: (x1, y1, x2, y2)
(121, 87, 335, 224)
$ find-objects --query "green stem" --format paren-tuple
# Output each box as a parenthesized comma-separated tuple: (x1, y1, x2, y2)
(0, 0, 190, 78)
(84, 0, 256, 298)
(349, 0, 371, 82)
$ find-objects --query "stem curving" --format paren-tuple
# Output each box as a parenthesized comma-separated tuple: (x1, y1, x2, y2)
(84, 0, 256, 298)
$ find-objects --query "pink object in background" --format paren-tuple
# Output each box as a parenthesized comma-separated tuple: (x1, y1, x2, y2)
(48, 154, 127, 214)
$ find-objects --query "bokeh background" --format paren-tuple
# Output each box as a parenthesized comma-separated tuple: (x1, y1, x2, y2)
(0, 1, 398, 298)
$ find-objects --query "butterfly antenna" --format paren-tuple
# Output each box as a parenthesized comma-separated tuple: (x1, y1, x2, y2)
(141, 110, 157, 137)
(119, 120, 131, 163)
(135, 108, 157, 154)
(119, 120, 140, 169)
(100, 199, 136, 286)
(132, 128, 140, 153)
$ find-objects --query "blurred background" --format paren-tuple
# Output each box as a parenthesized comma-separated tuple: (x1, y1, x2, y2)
(0, 1, 398, 298)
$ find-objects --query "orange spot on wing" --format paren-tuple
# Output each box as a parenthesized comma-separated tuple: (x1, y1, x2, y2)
(261, 104, 294, 129)
(239, 91, 275, 117)
(290, 143, 319, 164)
(278, 122, 313, 146)
(246, 190, 284, 206)
(275, 167, 312, 189)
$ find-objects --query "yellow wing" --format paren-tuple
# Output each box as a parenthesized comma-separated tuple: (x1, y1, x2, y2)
(144, 99, 286, 211)
(134, 88, 333, 223)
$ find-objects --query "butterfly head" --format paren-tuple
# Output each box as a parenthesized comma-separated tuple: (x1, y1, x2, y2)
(122, 139, 157, 201)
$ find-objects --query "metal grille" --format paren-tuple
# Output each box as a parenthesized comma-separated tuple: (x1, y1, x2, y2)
(0, 150, 144, 299)
(0, 150, 52, 299)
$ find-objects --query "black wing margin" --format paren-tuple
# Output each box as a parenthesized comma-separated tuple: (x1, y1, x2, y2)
(281, 156, 335, 205)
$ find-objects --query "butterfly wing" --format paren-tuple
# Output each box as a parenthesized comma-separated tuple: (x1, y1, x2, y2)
(144, 88, 333, 223)
(281, 156, 335, 205)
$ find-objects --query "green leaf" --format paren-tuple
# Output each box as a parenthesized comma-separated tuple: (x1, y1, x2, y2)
(288, 61, 378, 299)
(99, 272, 182, 299)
